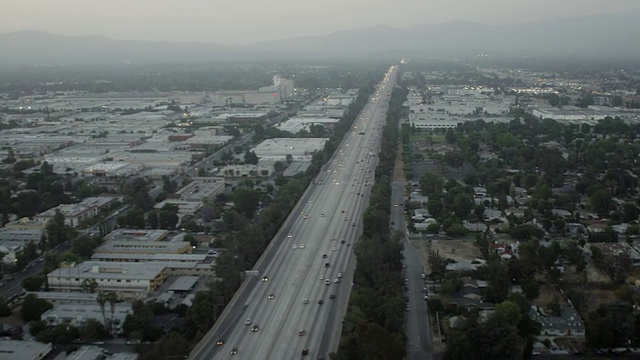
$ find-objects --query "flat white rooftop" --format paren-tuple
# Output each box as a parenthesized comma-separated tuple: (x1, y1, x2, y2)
(0, 340, 52, 360)
(253, 138, 328, 157)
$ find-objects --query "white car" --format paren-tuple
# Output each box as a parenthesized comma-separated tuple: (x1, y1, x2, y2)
(331, 246, 336, 252)
(299, 244, 305, 249)
(292, 245, 298, 250)
(244, 318, 252, 326)
(337, 272, 343, 278)
(320, 275, 324, 280)
(334, 278, 340, 283)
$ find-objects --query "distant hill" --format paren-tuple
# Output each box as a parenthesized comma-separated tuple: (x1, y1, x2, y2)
(246, 15, 640, 58)
(0, 30, 238, 65)
(1, 14, 639, 65)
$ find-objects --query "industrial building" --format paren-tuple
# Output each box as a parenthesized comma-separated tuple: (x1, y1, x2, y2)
(0, 340, 52, 360)
(34, 196, 123, 228)
(47, 261, 169, 300)
(41, 302, 133, 335)
(175, 177, 225, 202)
(252, 138, 328, 162)
(103, 229, 169, 242)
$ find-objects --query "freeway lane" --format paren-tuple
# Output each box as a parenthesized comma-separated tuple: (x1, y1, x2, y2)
(190, 65, 398, 360)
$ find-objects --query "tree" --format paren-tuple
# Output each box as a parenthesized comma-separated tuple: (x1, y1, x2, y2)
(21, 294, 53, 322)
(419, 172, 444, 197)
(0, 298, 10, 317)
(45, 210, 69, 248)
(243, 150, 259, 165)
(80, 319, 108, 342)
(232, 188, 261, 218)
(273, 161, 286, 174)
(590, 189, 614, 217)
(623, 202, 640, 222)
(494, 300, 523, 326)
(522, 280, 540, 300)
(123, 300, 153, 339)
(453, 193, 474, 219)
(72, 235, 100, 259)
(97, 291, 118, 337)
(184, 233, 197, 247)
(158, 203, 179, 230)
(80, 279, 98, 293)
(611, 95, 624, 107)
(22, 276, 44, 291)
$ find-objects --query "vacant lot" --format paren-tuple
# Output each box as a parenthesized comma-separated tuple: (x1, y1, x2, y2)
(533, 284, 566, 308)
(584, 287, 617, 313)
(409, 133, 445, 144)
(411, 239, 482, 272)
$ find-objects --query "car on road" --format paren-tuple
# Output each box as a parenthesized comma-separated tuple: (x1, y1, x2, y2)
(302, 349, 309, 356)
(325, 279, 331, 285)
(293, 245, 298, 250)
(337, 272, 343, 278)
(215, 340, 224, 346)
(251, 325, 259, 332)
(298, 329, 306, 336)
(329, 294, 335, 299)
(331, 246, 336, 251)
(334, 278, 339, 283)
(352, 223, 356, 227)
(229, 348, 238, 355)
(318, 299, 324, 305)
(340, 239, 345, 244)
(320, 214, 325, 217)
(325, 262, 330, 268)
(262, 276, 269, 282)
(303, 298, 309, 304)
(319, 275, 324, 280)
(299, 244, 305, 249)
(268, 294, 274, 300)
(244, 318, 252, 325)
(322, 254, 327, 258)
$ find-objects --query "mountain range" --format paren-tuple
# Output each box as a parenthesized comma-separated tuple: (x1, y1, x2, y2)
(1, 14, 639, 65)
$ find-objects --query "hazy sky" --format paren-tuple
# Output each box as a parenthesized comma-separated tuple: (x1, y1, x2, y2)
(2, 0, 639, 44)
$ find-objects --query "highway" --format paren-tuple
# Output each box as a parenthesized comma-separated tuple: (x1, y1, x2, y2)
(189, 65, 398, 360)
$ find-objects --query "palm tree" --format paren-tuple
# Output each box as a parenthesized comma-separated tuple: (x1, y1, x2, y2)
(97, 291, 109, 334)
(97, 291, 119, 337)
(106, 292, 118, 336)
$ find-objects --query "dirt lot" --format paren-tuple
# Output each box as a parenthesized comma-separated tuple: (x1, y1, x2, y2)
(533, 284, 566, 308)
(411, 239, 482, 272)
(393, 142, 406, 182)
(585, 262, 611, 283)
(583, 287, 617, 313)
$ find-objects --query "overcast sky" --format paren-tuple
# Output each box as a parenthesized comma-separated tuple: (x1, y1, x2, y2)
(2, 0, 639, 44)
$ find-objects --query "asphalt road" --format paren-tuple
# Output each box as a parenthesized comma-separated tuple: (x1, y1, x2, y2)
(188, 66, 398, 360)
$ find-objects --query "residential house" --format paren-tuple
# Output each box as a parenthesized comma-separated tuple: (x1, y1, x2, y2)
(529, 305, 585, 338)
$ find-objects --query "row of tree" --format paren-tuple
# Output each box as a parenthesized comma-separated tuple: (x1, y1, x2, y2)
(332, 78, 408, 360)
